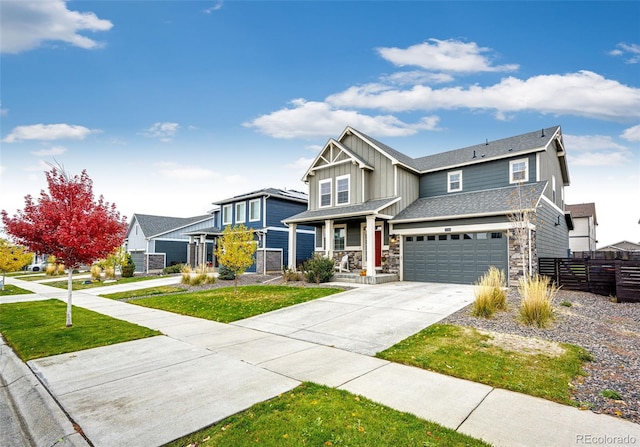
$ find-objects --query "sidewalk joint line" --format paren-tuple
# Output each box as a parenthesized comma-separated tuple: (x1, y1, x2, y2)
(455, 387, 495, 431)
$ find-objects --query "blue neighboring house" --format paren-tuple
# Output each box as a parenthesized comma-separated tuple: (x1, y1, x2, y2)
(185, 188, 315, 273)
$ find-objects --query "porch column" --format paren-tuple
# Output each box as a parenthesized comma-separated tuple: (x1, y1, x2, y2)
(365, 215, 376, 276)
(288, 223, 297, 270)
(324, 219, 333, 259)
(188, 237, 196, 268)
(200, 235, 207, 266)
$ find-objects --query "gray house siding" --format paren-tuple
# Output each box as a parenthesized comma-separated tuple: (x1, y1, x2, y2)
(537, 148, 565, 208)
(342, 134, 396, 203)
(419, 154, 537, 198)
(535, 198, 570, 258)
(394, 166, 420, 215)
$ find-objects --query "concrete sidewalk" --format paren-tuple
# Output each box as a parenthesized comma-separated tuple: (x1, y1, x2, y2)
(2, 276, 639, 447)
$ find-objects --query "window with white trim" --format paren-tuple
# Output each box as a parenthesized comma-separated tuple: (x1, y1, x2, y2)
(510, 158, 529, 183)
(319, 179, 332, 208)
(336, 175, 350, 205)
(334, 226, 346, 250)
(235, 202, 246, 223)
(222, 204, 232, 225)
(249, 199, 260, 222)
(447, 170, 462, 192)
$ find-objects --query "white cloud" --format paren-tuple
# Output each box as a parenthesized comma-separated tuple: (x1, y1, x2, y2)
(381, 71, 454, 86)
(377, 39, 519, 73)
(224, 174, 247, 185)
(609, 42, 640, 64)
(564, 134, 628, 152)
(621, 124, 640, 142)
(0, 0, 113, 54)
(143, 122, 180, 142)
(154, 162, 218, 179)
(30, 146, 68, 157)
(3, 124, 99, 143)
(326, 71, 640, 121)
(245, 99, 440, 139)
(564, 134, 632, 167)
(285, 157, 315, 171)
(203, 1, 224, 14)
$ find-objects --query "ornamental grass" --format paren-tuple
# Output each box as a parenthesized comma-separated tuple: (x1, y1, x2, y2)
(518, 274, 557, 328)
(472, 266, 507, 318)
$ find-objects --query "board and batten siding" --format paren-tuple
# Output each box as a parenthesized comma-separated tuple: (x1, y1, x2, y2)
(419, 154, 537, 198)
(536, 145, 566, 209)
(342, 134, 396, 202)
(535, 197, 570, 258)
(126, 221, 147, 251)
(393, 166, 420, 215)
(309, 162, 362, 210)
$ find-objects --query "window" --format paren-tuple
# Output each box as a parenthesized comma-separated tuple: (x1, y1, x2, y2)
(336, 175, 350, 205)
(235, 202, 246, 223)
(416, 236, 424, 241)
(447, 170, 462, 192)
(463, 233, 472, 240)
(451, 234, 460, 240)
(491, 232, 503, 239)
(510, 158, 529, 183)
(222, 204, 232, 225)
(427, 235, 435, 241)
(438, 235, 447, 241)
(552, 175, 556, 203)
(406, 236, 413, 242)
(319, 179, 332, 207)
(334, 227, 345, 250)
(249, 199, 260, 222)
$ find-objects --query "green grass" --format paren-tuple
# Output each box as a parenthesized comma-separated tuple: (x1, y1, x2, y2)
(0, 299, 161, 361)
(0, 284, 33, 296)
(377, 324, 592, 406)
(164, 382, 490, 447)
(132, 285, 343, 323)
(11, 273, 48, 281)
(100, 285, 186, 300)
(44, 275, 168, 290)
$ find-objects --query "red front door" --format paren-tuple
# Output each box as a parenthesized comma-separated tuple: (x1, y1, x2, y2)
(375, 229, 382, 267)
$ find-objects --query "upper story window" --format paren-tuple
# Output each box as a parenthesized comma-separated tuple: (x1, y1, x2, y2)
(447, 170, 462, 193)
(222, 204, 232, 225)
(319, 179, 332, 208)
(336, 175, 350, 205)
(510, 158, 529, 183)
(235, 202, 246, 223)
(249, 199, 261, 222)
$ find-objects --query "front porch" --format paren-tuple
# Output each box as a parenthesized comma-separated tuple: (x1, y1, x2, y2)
(332, 271, 399, 285)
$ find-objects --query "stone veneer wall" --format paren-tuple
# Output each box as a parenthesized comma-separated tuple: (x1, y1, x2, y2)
(508, 229, 538, 286)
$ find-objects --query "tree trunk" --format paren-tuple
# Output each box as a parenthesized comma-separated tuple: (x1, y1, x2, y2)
(66, 268, 73, 327)
(1, 272, 5, 291)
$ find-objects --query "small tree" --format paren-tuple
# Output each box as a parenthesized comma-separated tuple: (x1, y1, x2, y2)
(214, 224, 257, 292)
(1, 166, 128, 326)
(0, 239, 33, 290)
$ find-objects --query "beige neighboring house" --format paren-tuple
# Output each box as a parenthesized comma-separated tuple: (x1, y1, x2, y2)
(597, 241, 640, 252)
(566, 203, 597, 252)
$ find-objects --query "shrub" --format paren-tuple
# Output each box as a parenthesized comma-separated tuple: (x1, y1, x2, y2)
(600, 389, 622, 400)
(90, 264, 102, 281)
(302, 254, 335, 284)
(518, 275, 557, 328)
(180, 264, 192, 284)
(472, 267, 507, 318)
(121, 253, 135, 278)
(282, 267, 301, 282)
(218, 264, 236, 280)
(163, 263, 184, 274)
(104, 266, 116, 280)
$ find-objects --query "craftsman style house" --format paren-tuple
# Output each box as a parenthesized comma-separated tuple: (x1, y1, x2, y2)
(185, 188, 315, 273)
(284, 126, 572, 285)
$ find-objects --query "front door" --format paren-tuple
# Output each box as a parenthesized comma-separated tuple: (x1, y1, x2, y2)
(375, 229, 382, 267)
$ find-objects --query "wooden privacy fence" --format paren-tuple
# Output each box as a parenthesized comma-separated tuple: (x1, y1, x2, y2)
(538, 258, 640, 303)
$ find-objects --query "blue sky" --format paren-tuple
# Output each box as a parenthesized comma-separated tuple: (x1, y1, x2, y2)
(1, 0, 639, 248)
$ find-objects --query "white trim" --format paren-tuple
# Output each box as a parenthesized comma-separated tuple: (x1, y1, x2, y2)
(222, 204, 232, 225)
(267, 226, 315, 234)
(447, 170, 462, 193)
(235, 201, 246, 223)
(319, 179, 332, 208)
(249, 198, 261, 222)
(510, 158, 529, 183)
(333, 224, 347, 250)
(336, 174, 350, 205)
(393, 221, 534, 236)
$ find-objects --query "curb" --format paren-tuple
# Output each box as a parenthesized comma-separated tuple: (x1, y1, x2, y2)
(0, 336, 89, 447)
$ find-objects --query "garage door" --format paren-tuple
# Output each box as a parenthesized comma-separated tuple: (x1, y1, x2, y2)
(403, 232, 507, 284)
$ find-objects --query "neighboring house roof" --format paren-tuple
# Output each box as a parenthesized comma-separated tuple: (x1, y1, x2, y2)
(130, 214, 212, 238)
(598, 241, 640, 251)
(284, 197, 401, 224)
(565, 203, 597, 225)
(213, 188, 308, 205)
(391, 182, 548, 223)
(183, 226, 222, 236)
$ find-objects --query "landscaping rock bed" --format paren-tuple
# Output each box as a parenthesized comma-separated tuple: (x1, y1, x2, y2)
(440, 289, 640, 424)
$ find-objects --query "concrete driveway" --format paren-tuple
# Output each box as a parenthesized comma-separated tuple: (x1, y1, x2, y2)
(233, 281, 475, 355)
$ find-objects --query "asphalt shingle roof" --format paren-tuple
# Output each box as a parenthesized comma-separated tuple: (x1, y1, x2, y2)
(132, 214, 212, 237)
(284, 197, 399, 224)
(213, 188, 308, 205)
(391, 182, 548, 222)
(565, 203, 597, 225)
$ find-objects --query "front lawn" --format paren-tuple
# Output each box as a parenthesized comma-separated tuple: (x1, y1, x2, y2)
(0, 284, 33, 296)
(44, 275, 168, 290)
(377, 324, 592, 406)
(131, 285, 343, 323)
(101, 285, 186, 300)
(164, 382, 490, 447)
(0, 299, 161, 361)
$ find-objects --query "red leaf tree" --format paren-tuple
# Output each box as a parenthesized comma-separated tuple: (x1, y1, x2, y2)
(2, 166, 128, 326)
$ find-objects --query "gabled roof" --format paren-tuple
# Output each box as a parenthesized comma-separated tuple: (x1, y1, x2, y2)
(597, 241, 640, 252)
(302, 138, 374, 181)
(391, 182, 547, 223)
(130, 214, 212, 238)
(565, 203, 597, 225)
(283, 197, 400, 224)
(213, 188, 308, 205)
(342, 127, 421, 173)
(412, 126, 562, 173)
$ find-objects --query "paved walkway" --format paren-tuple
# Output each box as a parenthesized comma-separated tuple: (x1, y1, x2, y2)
(1, 276, 639, 447)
